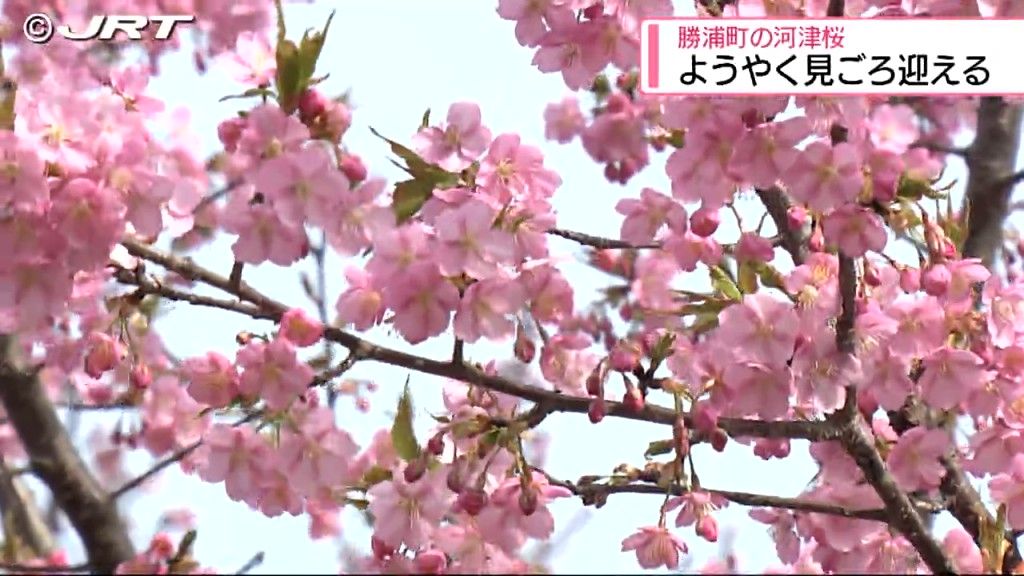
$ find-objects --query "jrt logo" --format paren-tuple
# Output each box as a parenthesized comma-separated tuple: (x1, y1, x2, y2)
(23, 14, 195, 44)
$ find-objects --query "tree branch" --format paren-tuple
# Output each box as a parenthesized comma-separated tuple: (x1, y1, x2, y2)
(961, 97, 1024, 267)
(546, 228, 661, 250)
(117, 237, 839, 444)
(837, 421, 956, 574)
(0, 457, 55, 559)
(0, 336, 134, 573)
(545, 473, 943, 523)
(755, 187, 807, 265)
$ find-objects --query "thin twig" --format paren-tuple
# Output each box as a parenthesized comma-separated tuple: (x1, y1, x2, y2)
(234, 551, 265, 575)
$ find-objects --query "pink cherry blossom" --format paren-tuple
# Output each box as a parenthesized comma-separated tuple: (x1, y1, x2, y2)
(412, 102, 492, 171)
(620, 526, 688, 569)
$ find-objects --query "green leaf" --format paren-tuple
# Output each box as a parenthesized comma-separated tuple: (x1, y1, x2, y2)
(709, 266, 742, 302)
(370, 127, 434, 174)
(392, 179, 434, 223)
(360, 465, 392, 488)
(273, 0, 286, 45)
(644, 439, 674, 459)
(390, 380, 420, 461)
(220, 87, 277, 103)
(294, 11, 336, 91)
(737, 261, 759, 294)
(420, 108, 431, 130)
(274, 39, 303, 113)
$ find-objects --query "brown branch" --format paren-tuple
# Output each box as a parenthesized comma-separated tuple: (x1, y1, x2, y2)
(755, 187, 807, 265)
(117, 237, 838, 444)
(837, 421, 956, 574)
(835, 256, 857, 355)
(546, 228, 661, 250)
(0, 336, 134, 573)
(540, 469, 945, 523)
(826, 0, 845, 16)
(0, 457, 54, 559)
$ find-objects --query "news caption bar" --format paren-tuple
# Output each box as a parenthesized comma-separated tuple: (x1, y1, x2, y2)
(640, 18, 1024, 96)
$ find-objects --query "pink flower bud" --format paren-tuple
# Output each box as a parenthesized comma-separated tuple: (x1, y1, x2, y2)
(735, 232, 775, 263)
(518, 486, 538, 516)
(603, 163, 621, 183)
(84, 333, 125, 379)
(279, 308, 325, 347)
(420, 433, 442, 457)
(414, 549, 447, 574)
(130, 363, 152, 390)
(298, 88, 328, 122)
(787, 205, 808, 230)
(216, 117, 246, 152)
(403, 458, 428, 484)
(622, 382, 645, 413)
(588, 397, 606, 423)
(808, 226, 825, 252)
(457, 488, 489, 516)
(339, 153, 368, 183)
(514, 327, 536, 364)
(690, 206, 720, 237)
(609, 341, 642, 372)
(618, 158, 638, 182)
(584, 2, 606, 20)
(446, 458, 467, 493)
(322, 101, 352, 141)
(697, 515, 719, 542)
(371, 536, 393, 560)
(899, 266, 920, 293)
(710, 428, 728, 452)
(922, 263, 951, 297)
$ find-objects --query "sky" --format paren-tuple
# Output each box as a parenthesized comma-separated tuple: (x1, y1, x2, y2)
(14, 0, 1024, 574)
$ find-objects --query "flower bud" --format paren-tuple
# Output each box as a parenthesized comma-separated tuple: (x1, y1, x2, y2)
(414, 549, 447, 574)
(84, 333, 125, 379)
(339, 153, 368, 183)
(622, 381, 645, 413)
(216, 117, 246, 152)
(787, 206, 808, 230)
(922, 263, 951, 297)
(808, 226, 825, 252)
(427, 432, 445, 456)
(584, 3, 605, 19)
(129, 362, 152, 390)
(457, 487, 489, 516)
(690, 206, 720, 237)
(371, 536, 393, 560)
(697, 515, 719, 542)
(898, 266, 920, 293)
(518, 486, 538, 516)
(603, 163, 621, 183)
(298, 88, 328, 123)
(446, 458, 467, 493)
(514, 326, 536, 364)
(588, 396, 606, 423)
(710, 427, 728, 452)
(403, 457, 428, 484)
(863, 261, 881, 287)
